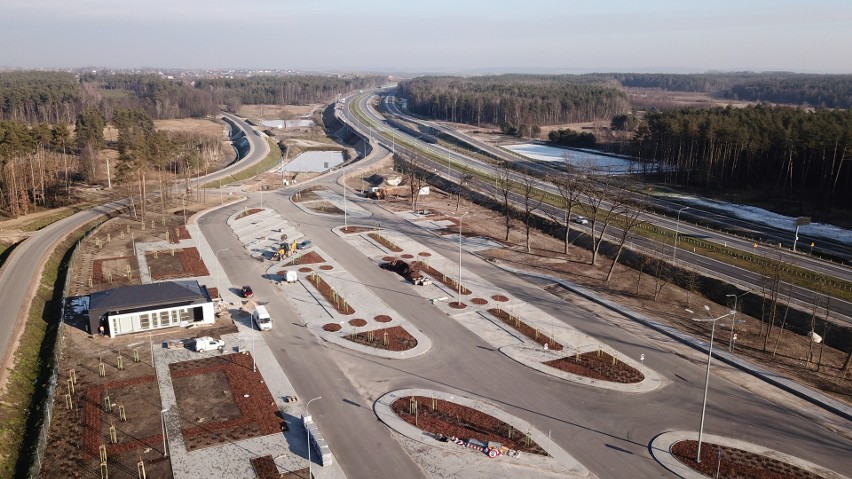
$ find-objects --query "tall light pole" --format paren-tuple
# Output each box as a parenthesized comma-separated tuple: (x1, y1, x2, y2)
(342, 160, 348, 230)
(305, 396, 322, 478)
(673, 206, 689, 261)
(686, 305, 735, 463)
(160, 408, 169, 457)
(725, 292, 749, 352)
(456, 212, 469, 305)
(215, 248, 229, 300)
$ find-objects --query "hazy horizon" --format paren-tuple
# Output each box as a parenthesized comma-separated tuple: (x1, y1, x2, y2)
(2, 0, 851, 74)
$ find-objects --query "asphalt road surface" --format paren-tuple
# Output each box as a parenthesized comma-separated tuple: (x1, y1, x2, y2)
(206, 166, 852, 478)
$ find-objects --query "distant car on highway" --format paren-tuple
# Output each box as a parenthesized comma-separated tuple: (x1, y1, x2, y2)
(241, 285, 254, 298)
(573, 215, 589, 225)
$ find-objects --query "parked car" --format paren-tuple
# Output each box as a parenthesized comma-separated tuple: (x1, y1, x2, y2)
(298, 240, 312, 250)
(194, 337, 225, 352)
(573, 215, 589, 225)
(241, 285, 254, 298)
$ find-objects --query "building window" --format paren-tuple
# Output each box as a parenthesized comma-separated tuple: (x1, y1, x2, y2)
(140, 313, 150, 330)
(160, 311, 171, 326)
(179, 308, 190, 323)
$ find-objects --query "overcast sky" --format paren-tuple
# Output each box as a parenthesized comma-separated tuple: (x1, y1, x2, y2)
(2, 0, 851, 73)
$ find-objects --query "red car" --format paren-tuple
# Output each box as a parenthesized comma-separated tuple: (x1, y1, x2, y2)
(241, 285, 254, 298)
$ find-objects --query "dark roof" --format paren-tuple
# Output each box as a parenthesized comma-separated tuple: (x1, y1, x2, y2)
(89, 280, 210, 312)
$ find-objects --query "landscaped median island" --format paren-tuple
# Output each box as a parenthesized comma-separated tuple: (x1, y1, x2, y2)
(544, 351, 645, 383)
(391, 396, 547, 456)
(374, 388, 596, 478)
(651, 431, 849, 479)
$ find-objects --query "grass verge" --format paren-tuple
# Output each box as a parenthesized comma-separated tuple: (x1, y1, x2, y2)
(0, 217, 105, 477)
(203, 138, 282, 188)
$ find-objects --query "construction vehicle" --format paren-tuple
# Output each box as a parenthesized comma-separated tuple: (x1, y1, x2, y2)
(380, 259, 432, 286)
(367, 188, 386, 200)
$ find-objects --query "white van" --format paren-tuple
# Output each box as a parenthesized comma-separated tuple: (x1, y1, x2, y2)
(252, 305, 272, 331)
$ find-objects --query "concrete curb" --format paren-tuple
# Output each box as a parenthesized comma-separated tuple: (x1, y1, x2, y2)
(489, 261, 852, 422)
(649, 431, 850, 479)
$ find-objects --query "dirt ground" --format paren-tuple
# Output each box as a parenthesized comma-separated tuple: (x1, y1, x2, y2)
(37, 192, 263, 478)
(353, 160, 851, 406)
(237, 104, 319, 121)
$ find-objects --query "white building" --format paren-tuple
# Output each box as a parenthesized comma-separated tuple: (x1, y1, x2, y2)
(87, 280, 215, 338)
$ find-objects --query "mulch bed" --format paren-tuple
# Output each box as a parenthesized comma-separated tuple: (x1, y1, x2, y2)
(368, 232, 403, 252)
(375, 315, 392, 323)
(488, 308, 563, 351)
(491, 295, 509, 302)
(282, 251, 326, 266)
(251, 457, 311, 479)
(671, 440, 824, 479)
(147, 247, 209, 280)
(349, 319, 367, 327)
(82, 375, 160, 456)
(544, 351, 644, 383)
(449, 302, 467, 309)
(235, 208, 263, 219)
(344, 326, 417, 351)
(323, 323, 342, 332)
(401, 254, 414, 259)
(419, 252, 431, 257)
(415, 261, 472, 295)
(391, 396, 548, 456)
(169, 353, 282, 451)
(298, 267, 312, 273)
(170, 225, 191, 243)
(341, 226, 374, 234)
(306, 273, 355, 315)
(319, 265, 334, 270)
(382, 256, 396, 262)
(471, 298, 488, 305)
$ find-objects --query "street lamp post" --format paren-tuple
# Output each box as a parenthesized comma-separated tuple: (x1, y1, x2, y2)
(456, 212, 469, 305)
(342, 160, 348, 230)
(725, 292, 749, 352)
(305, 396, 322, 478)
(686, 305, 735, 463)
(673, 206, 689, 261)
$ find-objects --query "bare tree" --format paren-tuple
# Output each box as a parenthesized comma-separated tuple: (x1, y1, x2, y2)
(651, 248, 672, 302)
(400, 153, 425, 212)
(495, 161, 513, 241)
(583, 176, 626, 266)
(605, 203, 646, 282)
(456, 173, 473, 211)
(519, 171, 543, 252)
(550, 172, 583, 254)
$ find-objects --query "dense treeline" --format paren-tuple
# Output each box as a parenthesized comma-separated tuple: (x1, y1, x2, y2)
(0, 71, 82, 123)
(397, 75, 630, 134)
(719, 75, 852, 109)
(635, 105, 852, 205)
(194, 75, 387, 112)
(548, 129, 597, 148)
(81, 72, 219, 119)
(0, 120, 78, 216)
(606, 72, 852, 109)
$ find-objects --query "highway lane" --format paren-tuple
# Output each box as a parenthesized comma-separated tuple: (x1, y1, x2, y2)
(0, 111, 270, 391)
(228, 169, 852, 478)
(339, 92, 852, 323)
(376, 94, 852, 270)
